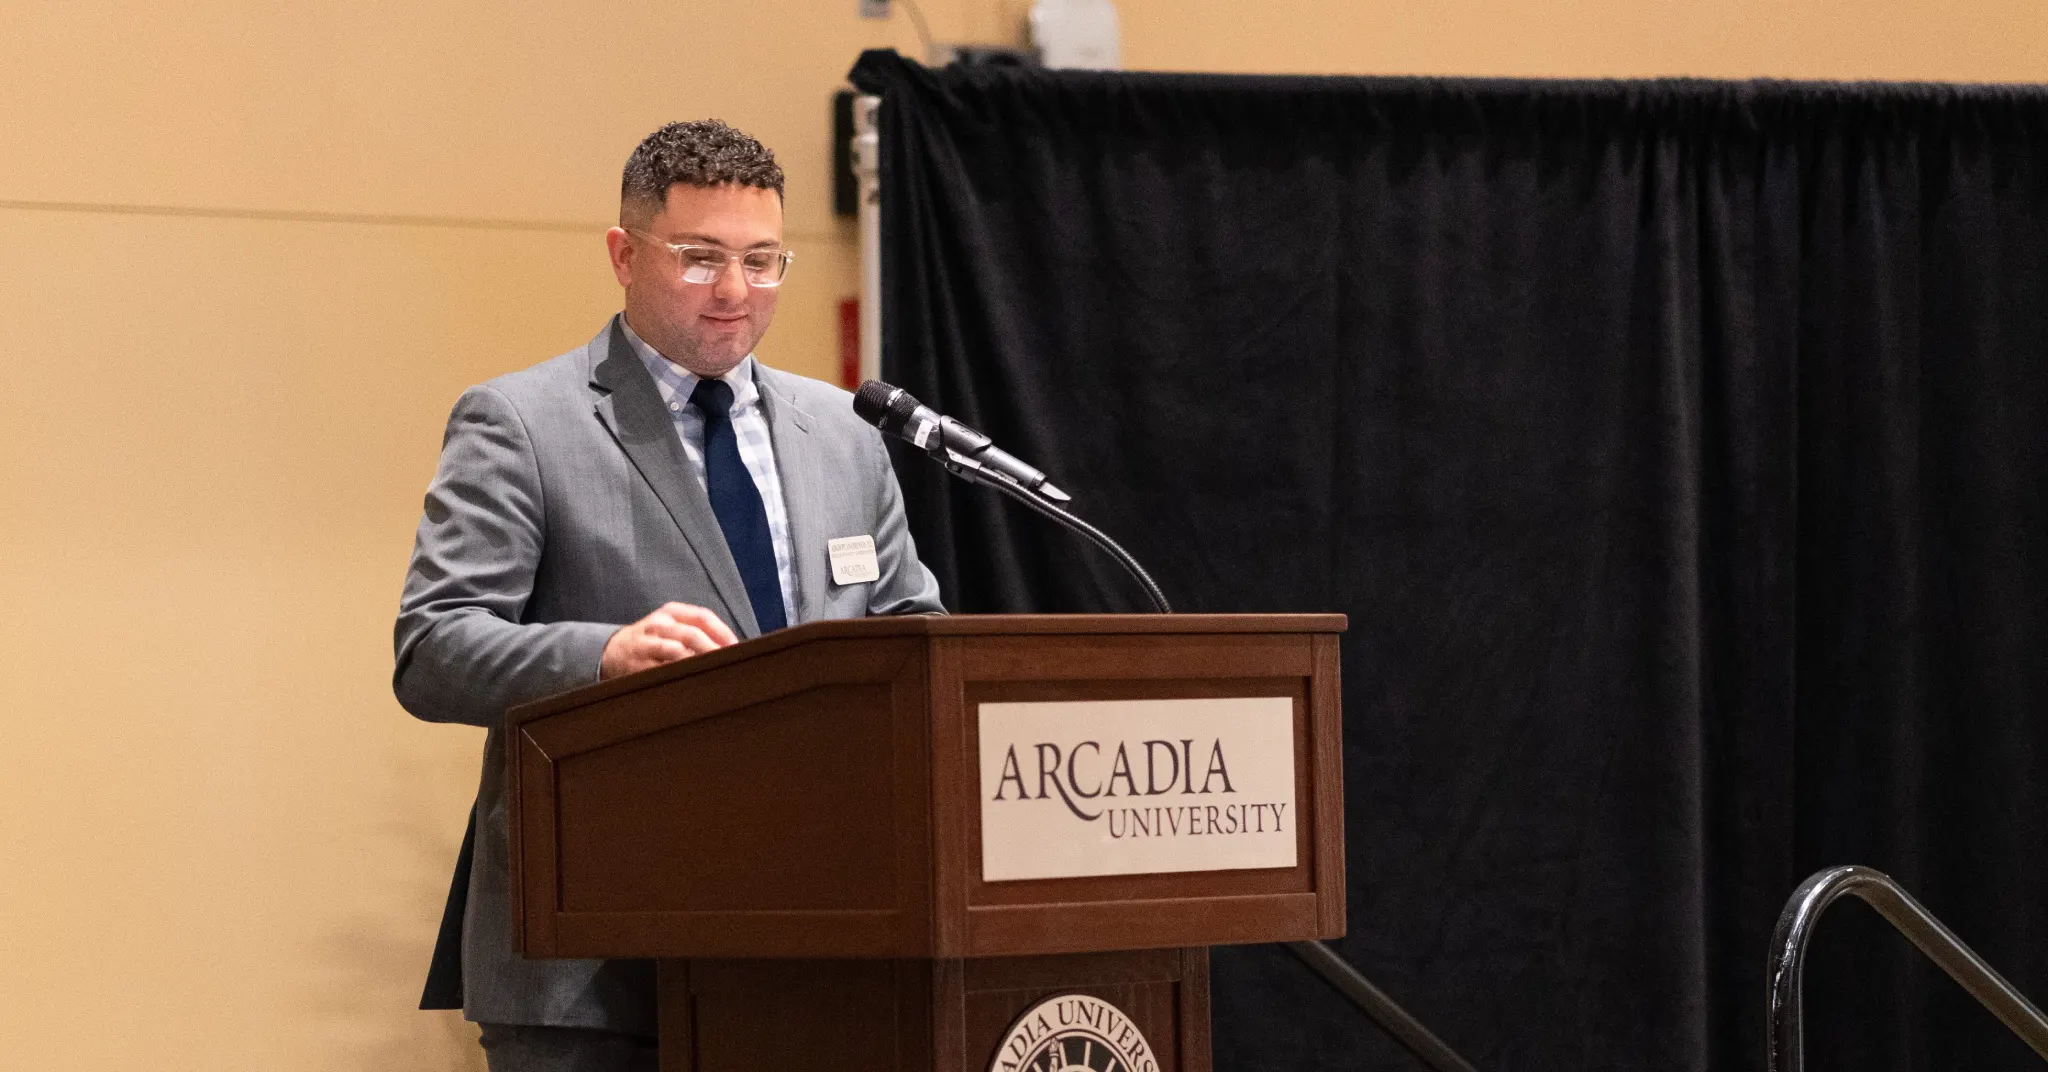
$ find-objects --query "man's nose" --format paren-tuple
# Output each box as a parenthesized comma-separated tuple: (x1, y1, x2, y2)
(713, 259, 750, 302)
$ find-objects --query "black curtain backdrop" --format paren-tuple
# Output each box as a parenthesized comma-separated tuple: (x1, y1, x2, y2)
(848, 51, 2048, 1072)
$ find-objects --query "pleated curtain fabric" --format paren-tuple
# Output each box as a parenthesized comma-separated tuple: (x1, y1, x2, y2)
(851, 50, 2048, 1072)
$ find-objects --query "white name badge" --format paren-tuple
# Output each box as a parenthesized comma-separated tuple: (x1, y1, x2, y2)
(979, 696, 1298, 882)
(828, 535, 879, 585)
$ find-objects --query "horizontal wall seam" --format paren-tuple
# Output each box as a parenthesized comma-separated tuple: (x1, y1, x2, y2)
(0, 198, 609, 233)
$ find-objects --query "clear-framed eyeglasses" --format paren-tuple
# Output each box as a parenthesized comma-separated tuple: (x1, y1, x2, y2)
(630, 230, 796, 288)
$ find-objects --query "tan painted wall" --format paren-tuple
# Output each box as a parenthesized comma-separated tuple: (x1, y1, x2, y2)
(2, 1, 2042, 1069)
(1118, 0, 2048, 80)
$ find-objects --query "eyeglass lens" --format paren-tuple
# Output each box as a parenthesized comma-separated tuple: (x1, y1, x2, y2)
(678, 248, 789, 286)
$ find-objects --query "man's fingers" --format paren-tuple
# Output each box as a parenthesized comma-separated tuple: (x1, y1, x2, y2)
(658, 603, 738, 647)
(701, 614, 740, 647)
(635, 634, 687, 668)
(611, 603, 736, 681)
(603, 625, 696, 681)
(644, 620, 718, 654)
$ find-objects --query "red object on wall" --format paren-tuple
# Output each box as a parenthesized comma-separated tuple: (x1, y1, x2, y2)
(838, 298, 861, 389)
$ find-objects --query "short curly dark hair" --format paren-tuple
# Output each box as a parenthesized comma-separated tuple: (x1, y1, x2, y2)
(620, 119, 785, 224)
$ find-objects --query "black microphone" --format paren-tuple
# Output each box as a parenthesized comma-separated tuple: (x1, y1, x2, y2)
(851, 379, 1170, 612)
(853, 380, 1070, 502)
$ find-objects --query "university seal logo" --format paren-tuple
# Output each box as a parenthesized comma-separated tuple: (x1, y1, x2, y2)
(988, 993, 1160, 1072)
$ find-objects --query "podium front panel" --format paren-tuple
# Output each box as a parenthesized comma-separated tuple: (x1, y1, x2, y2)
(511, 636, 937, 958)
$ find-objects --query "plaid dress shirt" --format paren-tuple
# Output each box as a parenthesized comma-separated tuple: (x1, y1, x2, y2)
(621, 318, 799, 626)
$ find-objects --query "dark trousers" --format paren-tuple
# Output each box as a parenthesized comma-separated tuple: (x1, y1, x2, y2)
(478, 1023, 658, 1072)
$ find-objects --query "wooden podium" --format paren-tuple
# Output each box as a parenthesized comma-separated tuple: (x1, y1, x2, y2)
(506, 613, 1347, 1071)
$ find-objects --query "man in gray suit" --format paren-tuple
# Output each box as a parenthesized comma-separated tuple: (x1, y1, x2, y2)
(394, 120, 944, 1071)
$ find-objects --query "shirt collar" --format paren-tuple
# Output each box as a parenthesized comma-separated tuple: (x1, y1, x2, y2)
(620, 313, 759, 411)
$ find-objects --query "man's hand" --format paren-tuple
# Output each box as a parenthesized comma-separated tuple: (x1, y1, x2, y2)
(600, 602, 739, 680)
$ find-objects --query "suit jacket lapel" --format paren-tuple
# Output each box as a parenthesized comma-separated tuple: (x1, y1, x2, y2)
(586, 318, 761, 637)
(756, 366, 830, 625)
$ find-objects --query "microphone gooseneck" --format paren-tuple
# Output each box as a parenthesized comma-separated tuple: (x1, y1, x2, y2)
(853, 379, 1172, 614)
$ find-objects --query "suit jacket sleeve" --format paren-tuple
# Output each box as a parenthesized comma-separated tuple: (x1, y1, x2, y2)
(863, 428, 947, 617)
(393, 384, 616, 727)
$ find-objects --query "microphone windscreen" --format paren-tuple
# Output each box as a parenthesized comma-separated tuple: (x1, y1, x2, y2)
(884, 390, 922, 425)
(852, 380, 898, 429)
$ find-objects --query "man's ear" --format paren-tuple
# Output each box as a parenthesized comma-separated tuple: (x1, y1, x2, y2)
(605, 227, 634, 287)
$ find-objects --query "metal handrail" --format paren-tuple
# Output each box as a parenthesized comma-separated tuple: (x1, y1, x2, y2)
(1768, 865, 2048, 1071)
(1286, 940, 1481, 1072)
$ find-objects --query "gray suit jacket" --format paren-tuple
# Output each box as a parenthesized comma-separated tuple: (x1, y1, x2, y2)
(393, 317, 944, 1032)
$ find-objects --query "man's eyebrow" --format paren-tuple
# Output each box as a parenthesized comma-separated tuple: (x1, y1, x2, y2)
(671, 232, 783, 249)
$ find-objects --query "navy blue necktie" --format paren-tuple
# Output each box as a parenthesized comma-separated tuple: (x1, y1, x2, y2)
(689, 378, 788, 634)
